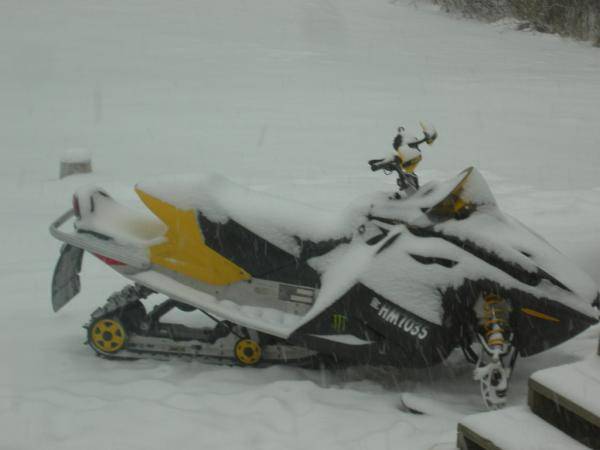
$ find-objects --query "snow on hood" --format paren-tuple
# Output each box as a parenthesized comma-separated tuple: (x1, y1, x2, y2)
(331, 168, 597, 323)
(307, 168, 598, 325)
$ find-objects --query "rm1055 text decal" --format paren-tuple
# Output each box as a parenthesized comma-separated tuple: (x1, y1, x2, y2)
(369, 297, 429, 340)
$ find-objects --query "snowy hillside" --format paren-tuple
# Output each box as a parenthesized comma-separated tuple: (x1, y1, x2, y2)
(1, 0, 599, 449)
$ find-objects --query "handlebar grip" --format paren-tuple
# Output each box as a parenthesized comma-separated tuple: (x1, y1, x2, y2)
(368, 159, 384, 171)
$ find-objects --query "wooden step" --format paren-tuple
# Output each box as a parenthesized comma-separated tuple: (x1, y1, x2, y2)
(529, 358, 600, 449)
(457, 406, 588, 450)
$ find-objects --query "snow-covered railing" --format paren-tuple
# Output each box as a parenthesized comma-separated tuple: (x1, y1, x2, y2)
(457, 356, 600, 449)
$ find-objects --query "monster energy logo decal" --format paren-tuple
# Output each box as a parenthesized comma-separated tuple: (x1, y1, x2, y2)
(369, 297, 429, 340)
(331, 314, 348, 332)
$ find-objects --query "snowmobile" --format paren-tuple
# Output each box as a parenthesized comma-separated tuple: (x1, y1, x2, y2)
(50, 126, 599, 409)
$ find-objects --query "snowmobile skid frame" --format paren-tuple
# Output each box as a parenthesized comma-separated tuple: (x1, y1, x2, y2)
(87, 283, 318, 366)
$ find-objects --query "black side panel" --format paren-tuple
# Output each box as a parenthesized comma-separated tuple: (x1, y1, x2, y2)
(353, 284, 454, 367)
(405, 225, 571, 292)
(297, 236, 350, 260)
(290, 284, 454, 368)
(514, 295, 598, 356)
(439, 279, 599, 357)
(197, 212, 321, 287)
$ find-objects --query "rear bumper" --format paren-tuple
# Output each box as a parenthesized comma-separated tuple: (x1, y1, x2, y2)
(49, 208, 150, 270)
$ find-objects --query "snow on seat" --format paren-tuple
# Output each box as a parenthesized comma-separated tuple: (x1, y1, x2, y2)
(136, 173, 349, 257)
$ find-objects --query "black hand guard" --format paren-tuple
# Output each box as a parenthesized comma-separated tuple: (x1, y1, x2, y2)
(368, 159, 385, 171)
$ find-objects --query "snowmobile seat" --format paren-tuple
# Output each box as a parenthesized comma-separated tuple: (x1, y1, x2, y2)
(75, 187, 167, 248)
(135, 173, 350, 257)
(132, 174, 351, 288)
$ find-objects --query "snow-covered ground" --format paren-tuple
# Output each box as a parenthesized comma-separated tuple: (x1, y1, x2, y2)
(1, 0, 599, 449)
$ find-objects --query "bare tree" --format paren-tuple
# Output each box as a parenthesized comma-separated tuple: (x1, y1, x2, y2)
(433, 0, 600, 45)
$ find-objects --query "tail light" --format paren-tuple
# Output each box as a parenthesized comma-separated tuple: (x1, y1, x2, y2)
(72, 194, 81, 219)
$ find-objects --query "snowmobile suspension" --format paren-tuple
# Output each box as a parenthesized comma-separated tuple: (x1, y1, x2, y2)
(481, 294, 511, 356)
(473, 293, 517, 409)
(90, 284, 154, 321)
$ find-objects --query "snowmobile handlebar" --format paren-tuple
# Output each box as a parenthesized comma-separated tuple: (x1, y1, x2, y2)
(407, 135, 430, 150)
(369, 124, 437, 172)
(368, 158, 397, 172)
(405, 126, 438, 150)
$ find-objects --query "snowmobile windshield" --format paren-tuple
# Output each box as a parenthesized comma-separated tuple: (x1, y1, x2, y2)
(426, 167, 496, 222)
